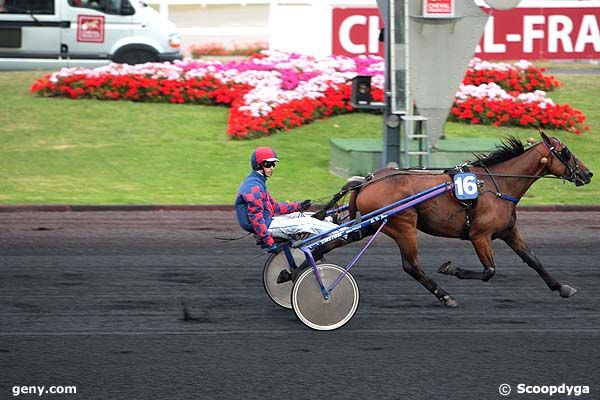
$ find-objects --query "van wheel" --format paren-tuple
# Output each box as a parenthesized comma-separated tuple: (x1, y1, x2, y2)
(115, 49, 157, 65)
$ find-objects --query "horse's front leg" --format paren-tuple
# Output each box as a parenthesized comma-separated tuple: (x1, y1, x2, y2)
(438, 235, 497, 281)
(390, 228, 458, 308)
(500, 226, 577, 298)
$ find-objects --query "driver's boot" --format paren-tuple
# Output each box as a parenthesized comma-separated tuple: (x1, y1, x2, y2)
(276, 252, 324, 284)
(277, 260, 308, 284)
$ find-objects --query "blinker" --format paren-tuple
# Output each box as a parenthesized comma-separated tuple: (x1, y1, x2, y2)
(561, 147, 572, 160)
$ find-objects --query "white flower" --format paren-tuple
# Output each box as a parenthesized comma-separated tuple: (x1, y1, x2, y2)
(46, 54, 555, 120)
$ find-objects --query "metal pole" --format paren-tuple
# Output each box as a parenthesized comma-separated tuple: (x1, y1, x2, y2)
(381, 0, 401, 167)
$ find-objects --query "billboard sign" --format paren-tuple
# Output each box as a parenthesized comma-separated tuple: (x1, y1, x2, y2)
(332, 3, 600, 60)
(475, 7, 600, 59)
(332, 8, 383, 56)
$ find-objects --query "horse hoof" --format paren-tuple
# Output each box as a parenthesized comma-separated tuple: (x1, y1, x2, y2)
(437, 261, 456, 276)
(559, 285, 578, 298)
(441, 295, 458, 308)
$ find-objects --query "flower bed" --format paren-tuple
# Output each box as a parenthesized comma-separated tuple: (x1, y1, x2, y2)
(31, 51, 385, 139)
(463, 58, 561, 93)
(452, 58, 588, 134)
(31, 53, 587, 138)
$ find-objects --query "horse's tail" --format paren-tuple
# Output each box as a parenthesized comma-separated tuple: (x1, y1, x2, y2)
(313, 176, 364, 220)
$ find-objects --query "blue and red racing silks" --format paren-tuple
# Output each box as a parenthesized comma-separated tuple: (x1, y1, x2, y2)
(235, 170, 300, 246)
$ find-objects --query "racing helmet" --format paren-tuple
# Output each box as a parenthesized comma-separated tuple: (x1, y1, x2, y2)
(251, 147, 279, 170)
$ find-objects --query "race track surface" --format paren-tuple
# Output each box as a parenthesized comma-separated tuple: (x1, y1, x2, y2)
(1, 211, 599, 399)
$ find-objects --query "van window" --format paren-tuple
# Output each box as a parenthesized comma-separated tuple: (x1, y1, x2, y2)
(1, 0, 54, 14)
(68, 0, 134, 16)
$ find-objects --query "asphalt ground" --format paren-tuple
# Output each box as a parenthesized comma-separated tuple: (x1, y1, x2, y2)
(1, 210, 599, 399)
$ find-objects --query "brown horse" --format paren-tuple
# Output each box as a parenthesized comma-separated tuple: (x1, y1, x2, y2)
(332, 131, 592, 307)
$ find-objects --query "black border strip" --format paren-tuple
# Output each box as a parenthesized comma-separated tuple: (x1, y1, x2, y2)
(0, 51, 61, 58)
(0, 21, 68, 27)
(0, 52, 109, 59)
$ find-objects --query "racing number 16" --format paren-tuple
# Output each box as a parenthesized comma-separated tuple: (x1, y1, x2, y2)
(453, 173, 479, 200)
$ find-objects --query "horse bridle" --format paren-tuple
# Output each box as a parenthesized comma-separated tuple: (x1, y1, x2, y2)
(541, 137, 581, 184)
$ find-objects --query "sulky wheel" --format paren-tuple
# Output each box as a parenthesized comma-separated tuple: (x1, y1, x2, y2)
(291, 263, 359, 331)
(262, 247, 306, 309)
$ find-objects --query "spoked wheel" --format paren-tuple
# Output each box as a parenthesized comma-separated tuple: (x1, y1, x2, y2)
(262, 247, 306, 309)
(291, 263, 359, 331)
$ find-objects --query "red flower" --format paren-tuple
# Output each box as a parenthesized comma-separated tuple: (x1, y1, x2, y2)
(30, 57, 586, 139)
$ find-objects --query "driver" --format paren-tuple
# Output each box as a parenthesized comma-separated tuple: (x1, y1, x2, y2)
(235, 146, 338, 253)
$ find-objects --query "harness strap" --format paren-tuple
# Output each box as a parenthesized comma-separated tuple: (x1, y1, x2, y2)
(450, 165, 475, 240)
(482, 164, 500, 192)
(460, 201, 473, 240)
(481, 164, 520, 204)
(496, 192, 520, 204)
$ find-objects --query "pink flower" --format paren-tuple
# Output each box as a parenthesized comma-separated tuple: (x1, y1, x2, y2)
(31, 53, 585, 138)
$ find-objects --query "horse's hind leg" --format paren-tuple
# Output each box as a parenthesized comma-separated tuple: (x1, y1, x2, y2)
(500, 226, 577, 298)
(438, 235, 497, 281)
(390, 227, 458, 308)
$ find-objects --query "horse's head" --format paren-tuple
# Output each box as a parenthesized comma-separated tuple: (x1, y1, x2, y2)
(539, 131, 593, 186)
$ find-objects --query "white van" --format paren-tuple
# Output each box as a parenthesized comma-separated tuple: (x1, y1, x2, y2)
(0, 0, 181, 70)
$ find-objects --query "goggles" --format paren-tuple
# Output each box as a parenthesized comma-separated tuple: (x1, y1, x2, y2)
(262, 161, 277, 168)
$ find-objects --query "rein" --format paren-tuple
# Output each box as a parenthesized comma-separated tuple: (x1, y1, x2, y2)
(313, 137, 579, 208)
(311, 169, 564, 206)
(301, 136, 586, 247)
(390, 170, 565, 180)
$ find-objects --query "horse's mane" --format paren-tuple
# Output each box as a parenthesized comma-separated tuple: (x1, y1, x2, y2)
(469, 136, 528, 167)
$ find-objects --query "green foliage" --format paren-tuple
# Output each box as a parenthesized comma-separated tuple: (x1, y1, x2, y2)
(0, 71, 597, 204)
